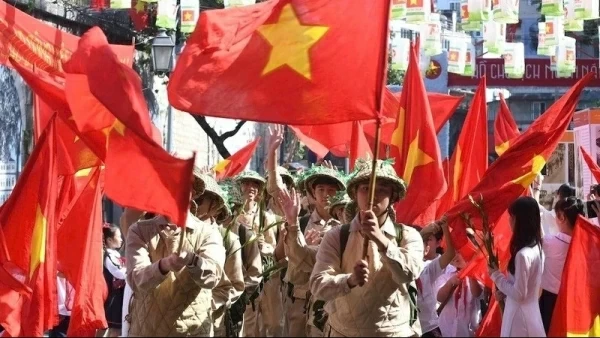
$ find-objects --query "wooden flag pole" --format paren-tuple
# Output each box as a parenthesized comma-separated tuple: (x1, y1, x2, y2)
(362, 117, 383, 260)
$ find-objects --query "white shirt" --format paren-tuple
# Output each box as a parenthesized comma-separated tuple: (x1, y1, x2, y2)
(105, 248, 126, 280)
(417, 256, 445, 333)
(539, 206, 559, 236)
(541, 232, 571, 294)
(57, 276, 74, 316)
(436, 265, 482, 337)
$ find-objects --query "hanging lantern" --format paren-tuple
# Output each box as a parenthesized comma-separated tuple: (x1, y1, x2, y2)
(110, 0, 130, 9)
(406, 0, 431, 24)
(468, 0, 492, 22)
(461, 0, 481, 31)
(180, 0, 199, 33)
(224, 0, 256, 7)
(156, 0, 177, 29)
(537, 22, 556, 56)
(541, 0, 565, 16)
(448, 40, 467, 74)
(550, 50, 558, 71)
(575, 0, 599, 20)
(503, 42, 525, 78)
(492, 0, 519, 24)
(556, 36, 576, 77)
(544, 16, 564, 46)
(391, 37, 411, 71)
(463, 43, 476, 76)
(483, 21, 506, 54)
(564, 0, 585, 31)
(421, 13, 443, 56)
(391, 0, 408, 20)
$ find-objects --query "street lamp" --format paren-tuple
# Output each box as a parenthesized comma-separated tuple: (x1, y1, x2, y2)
(151, 29, 175, 74)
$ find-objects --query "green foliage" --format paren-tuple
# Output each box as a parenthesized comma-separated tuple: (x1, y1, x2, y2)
(387, 30, 405, 85)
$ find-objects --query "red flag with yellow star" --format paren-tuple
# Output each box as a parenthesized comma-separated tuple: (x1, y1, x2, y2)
(445, 74, 592, 245)
(0, 116, 59, 337)
(63, 28, 195, 226)
(494, 92, 520, 156)
(168, 0, 390, 125)
(549, 216, 600, 337)
(213, 138, 260, 181)
(57, 168, 108, 336)
(391, 43, 446, 224)
(436, 78, 488, 217)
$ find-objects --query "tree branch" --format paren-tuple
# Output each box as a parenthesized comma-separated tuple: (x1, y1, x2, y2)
(193, 115, 231, 158)
(221, 120, 247, 140)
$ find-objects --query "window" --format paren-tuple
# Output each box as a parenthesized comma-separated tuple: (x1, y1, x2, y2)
(450, 2, 460, 12)
(531, 102, 547, 120)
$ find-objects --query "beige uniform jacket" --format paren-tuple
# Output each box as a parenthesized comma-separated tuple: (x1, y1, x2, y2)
(310, 216, 424, 337)
(126, 213, 225, 337)
(227, 223, 263, 292)
(212, 226, 245, 312)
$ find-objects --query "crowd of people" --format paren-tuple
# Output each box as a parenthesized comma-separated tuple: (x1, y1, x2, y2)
(40, 126, 596, 338)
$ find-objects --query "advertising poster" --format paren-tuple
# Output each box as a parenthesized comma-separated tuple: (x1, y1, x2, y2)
(540, 131, 575, 210)
(574, 109, 600, 199)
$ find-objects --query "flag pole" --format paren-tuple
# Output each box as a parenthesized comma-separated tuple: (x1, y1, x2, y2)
(362, 117, 382, 260)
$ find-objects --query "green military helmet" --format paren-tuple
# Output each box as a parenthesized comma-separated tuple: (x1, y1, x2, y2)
(327, 191, 351, 219)
(192, 166, 206, 200)
(266, 166, 295, 189)
(235, 170, 266, 187)
(195, 173, 226, 211)
(304, 165, 346, 198)
(346, 158, 407, 204)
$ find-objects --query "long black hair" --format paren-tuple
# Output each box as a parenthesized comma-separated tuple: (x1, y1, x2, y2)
(507, 197, 543, 275)
(102, 223, 120, 249)
(554, 197, 584, 230)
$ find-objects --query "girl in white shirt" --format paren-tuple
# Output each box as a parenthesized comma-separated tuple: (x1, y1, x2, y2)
(490, 196, 545, 337)
(102, 223, 126, 337)
(539, 197, 583, 334)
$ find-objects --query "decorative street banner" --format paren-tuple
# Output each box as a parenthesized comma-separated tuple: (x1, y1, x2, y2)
(0, 1, 134, 76)
(180, 0, 199, 33)
(447, 58, 600, 87)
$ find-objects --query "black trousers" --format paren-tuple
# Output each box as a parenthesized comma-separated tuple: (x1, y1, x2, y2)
(48, 316, 70, 337)
(539, 289, 558, 334)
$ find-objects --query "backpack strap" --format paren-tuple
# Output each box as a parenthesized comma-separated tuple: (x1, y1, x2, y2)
(339, 224, 351, 268)
(238, 225, 248, 268)
(393, 223, 404, 245)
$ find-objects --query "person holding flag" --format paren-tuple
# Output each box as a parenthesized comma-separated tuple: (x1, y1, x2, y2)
(307, 159, 424, 337)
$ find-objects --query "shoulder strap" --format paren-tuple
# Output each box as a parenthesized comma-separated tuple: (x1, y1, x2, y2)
(239, 226, 248, 267)
(339, 224, 351, 267)
(299, 215, 310, 234)
(394, 223, 404, 245)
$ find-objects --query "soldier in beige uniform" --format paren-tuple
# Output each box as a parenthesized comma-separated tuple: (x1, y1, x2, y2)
(125, 171, 226, 336)
(235, 171, 285, 337)
(308, 159, 424, 337)
(280, 166, 346, 337)
(191, 173, 245, 337)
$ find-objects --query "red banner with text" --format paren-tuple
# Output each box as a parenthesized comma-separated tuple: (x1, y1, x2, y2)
(0, 1, 134, 77)
(448, 58, 600, 87)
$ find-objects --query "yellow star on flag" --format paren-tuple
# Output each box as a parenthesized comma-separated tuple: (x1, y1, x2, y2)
(213, 159, 231, 174)
(403, 131, 434, 184)
(75, 165, 105, 178)
(495, 141, 510, 156)
(257, 4, 329, 80)
(512, 155, 546, 188)
(410, 0, 419, 5)
(183, 11, 193, 21)
(30, 205, 47, 278)
(452, 145, 463, 201)
(567, 315, 600, 337)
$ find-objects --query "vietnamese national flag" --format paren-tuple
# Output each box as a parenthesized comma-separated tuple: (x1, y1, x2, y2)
(548, 216, 600, 337)
(57, 168, 108, 336)
(445, 74, 592, 249)
(63, 27, 195, 226)
(580, 146, 600, 184)
(494, 92, 520, 156)
(437, 78, 488, 217)
(476, 296, 502, 337)
(391, 43, 446, 224)
(0, 116, 59, 337)
(213, 138, 260, 181)
(168, 0, 391, 125)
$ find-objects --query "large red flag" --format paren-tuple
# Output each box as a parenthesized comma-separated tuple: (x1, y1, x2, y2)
(391, 43, 446, 224)
(437, 78, 488, 217)
(548, 216, 600, 337)
(349, 121, 373, 171)
(0, 117, 59, 336)
(168, 0, 391, 125)
(63, 27, 195, 226)
(494, 93, 520, 156)
(580, 146, 600, 184)
(445, 74, 592, 251)
(212, 138, 261, 181)
(57, 168, 108, 336)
